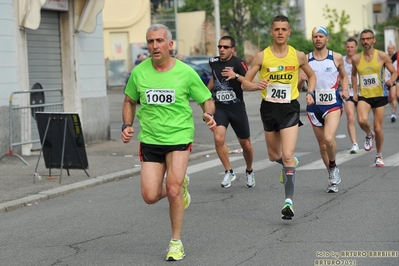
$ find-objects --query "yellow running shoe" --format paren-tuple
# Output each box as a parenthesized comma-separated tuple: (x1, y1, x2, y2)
(280, 156, 299, 184)
(166, 239, 185, 261)
(183, 174, 191, 209)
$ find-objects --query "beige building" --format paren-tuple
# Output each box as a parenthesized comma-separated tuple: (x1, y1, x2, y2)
(102, 0, 207, 80)
(175, 11, 207, 56)
(297, 0, 374, 38)
(102, 0, 151, 72)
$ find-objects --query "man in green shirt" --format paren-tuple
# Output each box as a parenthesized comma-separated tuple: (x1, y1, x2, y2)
(122, 24, 216, 261)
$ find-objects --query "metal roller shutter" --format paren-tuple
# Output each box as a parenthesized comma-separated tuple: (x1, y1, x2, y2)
(26, 10, 62, 99)
(26, 10, 63, 150)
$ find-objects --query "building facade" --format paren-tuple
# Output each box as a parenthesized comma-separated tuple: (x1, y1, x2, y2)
(295, 0, 374, 38)
(102, 0, 151, 85)
(0, 0, 109, 158)
(373, 0, 399, 25)
(102, 0, 207, 86)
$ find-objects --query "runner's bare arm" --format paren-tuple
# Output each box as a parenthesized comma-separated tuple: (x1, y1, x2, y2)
(242, 51, 268, 91)
(298, 51, 316, 105)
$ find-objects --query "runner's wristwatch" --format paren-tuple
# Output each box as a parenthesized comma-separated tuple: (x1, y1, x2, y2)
(121, 124, 132, 132)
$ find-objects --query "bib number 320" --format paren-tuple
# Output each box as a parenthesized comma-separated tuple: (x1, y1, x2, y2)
(315, 89, 337, 105)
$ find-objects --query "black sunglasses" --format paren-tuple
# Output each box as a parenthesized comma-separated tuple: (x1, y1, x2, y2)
(217, 45, 233, 49)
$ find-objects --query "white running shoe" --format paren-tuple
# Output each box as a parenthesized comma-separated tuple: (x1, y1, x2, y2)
(350, 143, 359, 154)
(364, 132, 374, 151)
(326, 184, 338, 193)
(375, 156, 385, 168)
(328, 166, 341, 185)
(245, 171, 255, 188)
(221, 171, 237, 188)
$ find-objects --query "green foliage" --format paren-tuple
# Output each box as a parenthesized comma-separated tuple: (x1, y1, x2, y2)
(322, 5, 350, 54)
(374, 16, 399, 50)
(178, 1, 352, 57)
(288, 31, 313, 54)
(285, 5, 313, 54)
(178, 0, 214, 17)
(179, 0, 292, 58)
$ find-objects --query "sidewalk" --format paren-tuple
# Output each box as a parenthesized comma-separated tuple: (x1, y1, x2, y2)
(0, 138, 215, 213)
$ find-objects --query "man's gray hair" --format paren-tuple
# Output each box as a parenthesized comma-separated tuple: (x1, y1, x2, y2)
(147, 24, 173, 41)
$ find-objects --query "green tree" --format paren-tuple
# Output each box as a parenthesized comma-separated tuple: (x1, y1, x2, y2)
(179, 0, 330, 57)
(180, 0, 294, 58)
(374, 16, 399, 50)
(321, 5, 350, 54)
(288, 32, 313, 54)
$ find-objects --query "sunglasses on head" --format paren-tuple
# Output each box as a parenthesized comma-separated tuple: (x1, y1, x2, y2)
(217, 45, 233, 49)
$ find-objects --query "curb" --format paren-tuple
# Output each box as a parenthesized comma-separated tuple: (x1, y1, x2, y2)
(0, 149, 216, 214)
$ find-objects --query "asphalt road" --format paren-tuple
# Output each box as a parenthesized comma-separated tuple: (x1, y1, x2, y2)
(1, 88, 398, 266)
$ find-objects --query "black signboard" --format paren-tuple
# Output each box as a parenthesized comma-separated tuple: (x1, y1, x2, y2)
(35, 112, 89, 182)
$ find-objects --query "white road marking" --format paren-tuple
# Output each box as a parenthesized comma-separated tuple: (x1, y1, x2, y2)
(296, 150, 366, 170)
(186, 156, 242, 175)
(187, 149, 398, 176)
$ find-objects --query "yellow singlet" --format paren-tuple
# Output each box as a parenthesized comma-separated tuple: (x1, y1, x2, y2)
(260, 45, 299, 102)
(357, 49, 388, 98)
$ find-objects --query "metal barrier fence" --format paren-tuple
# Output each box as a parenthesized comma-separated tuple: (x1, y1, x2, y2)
(0, 88, 64, 165)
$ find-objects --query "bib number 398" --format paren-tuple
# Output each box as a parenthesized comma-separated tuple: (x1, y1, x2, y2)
(145, 89, 175, 104)
(361, 74, 379, 89)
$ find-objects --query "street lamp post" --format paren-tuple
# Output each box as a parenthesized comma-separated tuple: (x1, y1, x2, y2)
(174, 0, 179, 54)
(214, 0, 220, 52)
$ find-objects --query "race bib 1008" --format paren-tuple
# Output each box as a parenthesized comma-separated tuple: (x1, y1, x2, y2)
(145, 89, 175, 104)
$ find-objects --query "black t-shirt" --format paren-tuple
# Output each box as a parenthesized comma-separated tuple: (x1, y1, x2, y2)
(209, 56, 248, 105)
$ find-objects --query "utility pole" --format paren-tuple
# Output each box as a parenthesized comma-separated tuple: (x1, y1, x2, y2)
(214, 0, 220, 51)
(174, 0, 179, 54)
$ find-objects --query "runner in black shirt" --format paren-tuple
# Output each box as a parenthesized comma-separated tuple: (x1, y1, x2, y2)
(207, 36, 255, 188)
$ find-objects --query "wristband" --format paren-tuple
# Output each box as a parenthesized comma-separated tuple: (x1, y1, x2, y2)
(306, 91, 314, 97)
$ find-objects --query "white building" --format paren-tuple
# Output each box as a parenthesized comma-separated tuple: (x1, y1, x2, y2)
(373, 0, 399, 26)
(0, 0, 109, 158)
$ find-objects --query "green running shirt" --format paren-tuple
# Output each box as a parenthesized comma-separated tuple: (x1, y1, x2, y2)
(125, 59, 212, 145)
